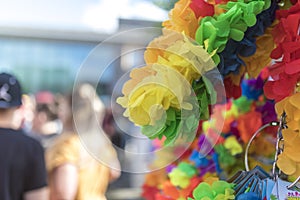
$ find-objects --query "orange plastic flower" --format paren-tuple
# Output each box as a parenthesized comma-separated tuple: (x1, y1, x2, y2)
(163, 0, 199, 39)
(241, 26, 275, 78)
(237, 111, 262, 143)
(144, 168, 168, 187)
(162, 181, 180, 199)
(144, 29, 183, 64)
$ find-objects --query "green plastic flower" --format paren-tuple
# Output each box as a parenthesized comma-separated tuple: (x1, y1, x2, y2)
(192, 180, 235, 200)
(195, 0, 270, 65)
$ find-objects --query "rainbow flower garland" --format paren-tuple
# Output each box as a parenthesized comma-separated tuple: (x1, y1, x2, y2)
(142, 75, 277, 200)
(117, 0, 277, 144)
(117, 0, 300, 198)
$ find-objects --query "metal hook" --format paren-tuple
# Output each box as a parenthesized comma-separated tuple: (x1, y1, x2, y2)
(244, 121, 279, 172)
(287, 176, 300, 190)
(272, 112, 286, 180)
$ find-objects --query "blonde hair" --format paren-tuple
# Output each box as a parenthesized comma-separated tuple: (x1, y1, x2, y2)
(72, 83, 105, 131)
(71, 84, 118, 168)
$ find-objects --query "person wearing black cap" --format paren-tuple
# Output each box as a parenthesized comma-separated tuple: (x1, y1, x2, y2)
(0, 72, 48, 200)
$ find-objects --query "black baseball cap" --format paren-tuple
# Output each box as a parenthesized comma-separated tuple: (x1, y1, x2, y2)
(0, 73, 22, 108)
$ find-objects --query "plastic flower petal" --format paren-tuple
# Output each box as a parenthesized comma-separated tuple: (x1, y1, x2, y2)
(142, 184, 160, 200)
(275, 92, 300, 131)
(190, 0, 214, 19)
(163, 0, 199, 38)
(178, 162, 198, 178)
(277, 129, 300, 178)
(117, 64, 193, 126)
(169, 167, 192, 188)
(241, 27, 275, 78)
(224, 77, 242, 99)
(144, 29, 184, 64)
(189, 150, 209, 168)
(162, 181, 180, 199)
(265, 2, 300, 102)
(192, 182, 214, 199)
(195, 0, 268, 65)
(264, 73, 298, 102)
(192, 180, 235, 200)
(233, 96, 253, 114)
(237, 110, 262, 143)
(214, 145, 236, 167)
(277, 151, 297, 176)
(224, 136, 243, 156)
(157, 37, 216, 83)
(282, 130, 300, 163)
(145, 31, 216, 83)
(241, 75, 264, 100)
(121, 66, 156, 96)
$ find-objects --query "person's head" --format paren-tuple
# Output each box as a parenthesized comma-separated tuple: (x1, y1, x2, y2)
(0, 72, 24, 129)
(31, 91, 58, 133)
(58, 83, 106, 132)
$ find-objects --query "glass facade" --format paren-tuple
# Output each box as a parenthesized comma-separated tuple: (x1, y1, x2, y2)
(0, 36, 121, 94)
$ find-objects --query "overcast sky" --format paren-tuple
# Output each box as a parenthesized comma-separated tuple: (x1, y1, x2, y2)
(0, 0, 168, 33)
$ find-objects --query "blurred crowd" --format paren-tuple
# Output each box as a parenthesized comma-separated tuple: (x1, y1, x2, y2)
(0, 72, 121, 200)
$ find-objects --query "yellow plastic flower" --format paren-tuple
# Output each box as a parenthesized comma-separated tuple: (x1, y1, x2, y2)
(157, 37, 216, 83)
(121, 66, 156, 96)
(145, 32, 216, 83)
(249, 135, 275, 157)
(275, 92, 300, 131)
(277, 129, 300, 178)
(224, 136, 243, 156)
(169, 168, 191, 188)
(224, 104, 239, 119)
(241, 26, 275, 78)
(117, 64, 193, 126)
(163, 0, 199, 39)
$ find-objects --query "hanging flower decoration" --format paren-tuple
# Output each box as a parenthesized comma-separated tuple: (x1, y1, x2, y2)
(264, 1, 300, 102)
(118, 30, 217, 144)
(277, 129, 300, 178)
(142, 74, 277, 199)
(117, 0, 300, 197)
(275, 92, 300, 131)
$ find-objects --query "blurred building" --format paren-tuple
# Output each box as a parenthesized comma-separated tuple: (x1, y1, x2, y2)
(0, 18, 162, 94)
(0, 1, 168, 199)
(0, 0, 167, 95)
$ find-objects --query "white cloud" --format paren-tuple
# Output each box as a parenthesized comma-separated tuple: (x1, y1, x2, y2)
(0, 0, 167, 33)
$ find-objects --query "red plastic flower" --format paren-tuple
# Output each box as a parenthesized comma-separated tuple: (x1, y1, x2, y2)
(142, 184, 160, 200)
(264, 73, 299, 102)
(265, 2, 300, 102)
(224, 77, 242, 99)
(190, 0, 214, 19)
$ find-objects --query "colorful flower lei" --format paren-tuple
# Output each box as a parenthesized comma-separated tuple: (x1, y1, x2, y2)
(117, 0, 300, 197)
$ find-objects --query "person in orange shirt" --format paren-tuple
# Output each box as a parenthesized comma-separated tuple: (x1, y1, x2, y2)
(46, 83, 120, 200)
